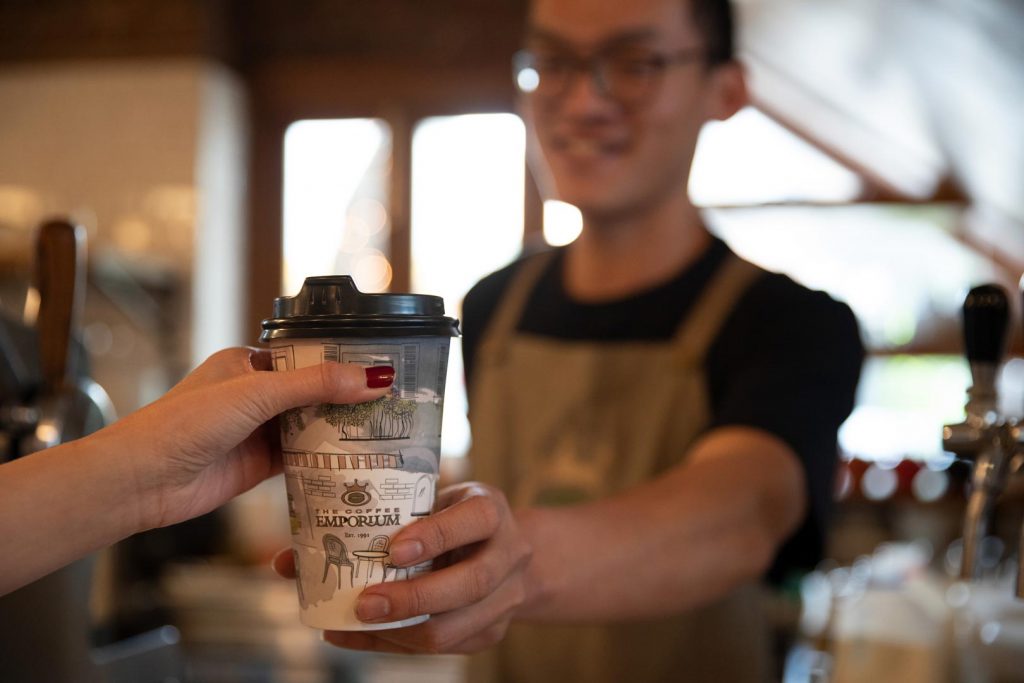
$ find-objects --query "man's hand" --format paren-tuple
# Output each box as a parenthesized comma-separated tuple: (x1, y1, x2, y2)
(271, 428, 804, 646)
(274, 483, 534, 654)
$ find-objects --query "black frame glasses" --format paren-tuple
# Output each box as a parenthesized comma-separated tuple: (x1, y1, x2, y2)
(512, 46, 708, 104)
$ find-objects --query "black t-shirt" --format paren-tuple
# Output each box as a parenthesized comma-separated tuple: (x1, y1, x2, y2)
(461, 237, 865, 583)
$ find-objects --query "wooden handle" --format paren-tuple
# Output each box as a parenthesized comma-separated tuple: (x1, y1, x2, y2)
(34, 219, 85, 394)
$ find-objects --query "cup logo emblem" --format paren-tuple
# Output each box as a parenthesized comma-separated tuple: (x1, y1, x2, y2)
(341, 481, 372, 507)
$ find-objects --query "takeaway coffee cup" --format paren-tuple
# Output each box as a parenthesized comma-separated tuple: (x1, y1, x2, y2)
(261, 276, 459, 630)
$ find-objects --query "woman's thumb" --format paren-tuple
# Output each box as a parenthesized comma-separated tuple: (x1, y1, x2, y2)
(245, 362, 394, 420)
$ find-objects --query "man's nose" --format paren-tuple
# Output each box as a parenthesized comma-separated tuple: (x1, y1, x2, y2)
(559, 65, 617, 116)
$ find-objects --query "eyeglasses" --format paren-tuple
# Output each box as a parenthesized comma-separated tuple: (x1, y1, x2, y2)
(512, 46, 708, 105)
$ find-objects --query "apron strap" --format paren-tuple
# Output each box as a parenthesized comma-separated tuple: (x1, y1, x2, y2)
(477, 248, 763, 370)
(672, 254, 765, 368)
(476, 249, 558, 365)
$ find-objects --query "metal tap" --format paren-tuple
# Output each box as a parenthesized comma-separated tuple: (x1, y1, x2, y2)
(942, 284, 1024, 597)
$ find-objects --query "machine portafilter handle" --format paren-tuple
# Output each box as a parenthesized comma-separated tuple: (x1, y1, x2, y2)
(962, 284, 1010, 423)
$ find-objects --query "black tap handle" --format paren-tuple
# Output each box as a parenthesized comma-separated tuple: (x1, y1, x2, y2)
(963, 284, 1010, 364)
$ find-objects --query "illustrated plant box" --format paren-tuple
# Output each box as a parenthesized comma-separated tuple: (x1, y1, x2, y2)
(315, 394, 416, 441)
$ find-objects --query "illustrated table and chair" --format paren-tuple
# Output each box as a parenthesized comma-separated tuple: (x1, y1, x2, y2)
(321, 534, 415, 587)
(353, 535, 392, 584)
(321, 534, 355, 588)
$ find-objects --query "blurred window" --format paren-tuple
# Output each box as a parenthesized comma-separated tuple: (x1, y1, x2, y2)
(690, 106, 863, 206)
(705, 203, 1009, 351)
(841, 355, 1024, 468)
(410, 113, 527, 457)
(282, 119, 393, 295)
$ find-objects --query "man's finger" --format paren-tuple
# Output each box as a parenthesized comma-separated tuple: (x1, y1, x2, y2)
(271, 548, 296, 579)
(355, 533, 530, 624)
(387, 487, 504, 567)
(322, 630, 420, 655)
(350, 577, 524, 654)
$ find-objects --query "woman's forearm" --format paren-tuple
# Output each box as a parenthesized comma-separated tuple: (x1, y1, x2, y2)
(0, 350, 393, 598)
(0, 428, 141, 595)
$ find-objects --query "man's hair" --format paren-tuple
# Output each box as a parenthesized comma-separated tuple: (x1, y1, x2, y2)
(689, 0, 735, 65)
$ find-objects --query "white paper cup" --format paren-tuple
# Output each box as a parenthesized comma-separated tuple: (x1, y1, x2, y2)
(262, 278, 458, 630)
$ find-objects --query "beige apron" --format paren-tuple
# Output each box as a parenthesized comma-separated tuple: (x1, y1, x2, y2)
(467, 249, 773, 683)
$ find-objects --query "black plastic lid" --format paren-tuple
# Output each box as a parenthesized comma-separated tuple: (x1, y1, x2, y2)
(260, 276, 460, 340)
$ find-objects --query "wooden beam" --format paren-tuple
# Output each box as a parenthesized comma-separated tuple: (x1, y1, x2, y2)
(388, 111, 412, 293)
(244, 103, 286, 345)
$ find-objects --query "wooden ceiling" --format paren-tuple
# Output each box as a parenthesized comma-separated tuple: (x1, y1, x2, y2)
(0, 0, 527, 68)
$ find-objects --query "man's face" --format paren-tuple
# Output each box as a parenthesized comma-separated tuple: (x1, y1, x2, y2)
(523, 0, 720, 222)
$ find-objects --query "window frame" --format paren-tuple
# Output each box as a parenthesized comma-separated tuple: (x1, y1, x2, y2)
(245, 58, 542, 342)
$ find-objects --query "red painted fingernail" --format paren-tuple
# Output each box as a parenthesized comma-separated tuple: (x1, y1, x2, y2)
(365, 366, 395, 388)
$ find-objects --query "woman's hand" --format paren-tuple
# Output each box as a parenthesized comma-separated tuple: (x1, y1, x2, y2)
(0, 346, 393, 596)
(273, 482, 534, 654)
(106, 347, 393, 532)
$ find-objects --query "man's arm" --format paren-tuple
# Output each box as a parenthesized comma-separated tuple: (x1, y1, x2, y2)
(516, 425, 806, 620)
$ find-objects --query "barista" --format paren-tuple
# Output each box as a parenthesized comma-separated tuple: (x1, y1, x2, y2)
(295, 1, 863, 681)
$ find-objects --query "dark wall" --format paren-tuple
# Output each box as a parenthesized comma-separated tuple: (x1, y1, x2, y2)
(0, 0, 527, 69)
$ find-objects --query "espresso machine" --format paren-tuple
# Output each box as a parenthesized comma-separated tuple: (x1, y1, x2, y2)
(940, 283, 1024, 682)
(0, 219, 183, 682)
(943, 284, 1024, 596)
(0, 220, 113, 458)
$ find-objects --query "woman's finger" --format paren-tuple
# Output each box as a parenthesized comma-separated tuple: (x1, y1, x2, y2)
(166, 346, 271, 396)
(160, 362, 395, 452)
(242, 361, 395, 420)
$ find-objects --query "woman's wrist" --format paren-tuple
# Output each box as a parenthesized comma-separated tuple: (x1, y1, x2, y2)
(76, 420, 156, 539)
(92, 428, 151, 540)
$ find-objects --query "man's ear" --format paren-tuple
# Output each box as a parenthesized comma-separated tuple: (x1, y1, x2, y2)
(706, 61, 749, 121)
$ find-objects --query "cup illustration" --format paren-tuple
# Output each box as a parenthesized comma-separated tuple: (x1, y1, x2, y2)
(261, 276, 459, 631)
